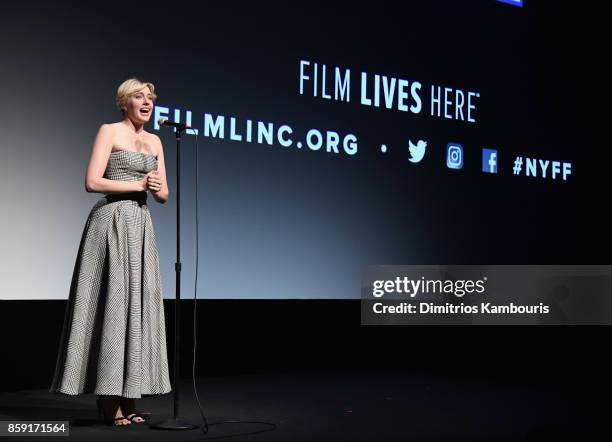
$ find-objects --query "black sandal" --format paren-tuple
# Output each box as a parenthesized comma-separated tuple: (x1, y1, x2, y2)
(96, 396, 131, 426)
(119, 397, 150, 424)
(112, 416, 130, 425)
(126, 412, 148, 424)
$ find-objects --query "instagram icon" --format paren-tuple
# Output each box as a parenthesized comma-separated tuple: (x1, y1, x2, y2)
(446, 143, 463, 170)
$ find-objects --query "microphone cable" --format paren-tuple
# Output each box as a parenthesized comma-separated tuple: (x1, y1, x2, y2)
(190, 130, 277, 437)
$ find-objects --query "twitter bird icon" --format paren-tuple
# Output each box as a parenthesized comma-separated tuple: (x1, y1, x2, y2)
(408, 139, 427, 163)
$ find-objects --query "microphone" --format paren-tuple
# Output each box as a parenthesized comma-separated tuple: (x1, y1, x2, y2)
(158, 118, 192, 130)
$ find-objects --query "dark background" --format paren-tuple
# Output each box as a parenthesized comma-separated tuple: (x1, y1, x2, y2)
(0, 1, 605, 302)
(0, 1, 608, 434)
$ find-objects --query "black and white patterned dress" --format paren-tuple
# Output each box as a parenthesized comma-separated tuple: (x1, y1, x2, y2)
(50, 149, 172, 398)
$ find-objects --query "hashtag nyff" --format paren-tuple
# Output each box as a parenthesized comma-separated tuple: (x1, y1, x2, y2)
(512, 156, 571, 181)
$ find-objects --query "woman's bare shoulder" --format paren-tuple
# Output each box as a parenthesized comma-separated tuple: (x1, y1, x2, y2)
(143, 130, 163, 154)
(98, 122, 121, 134)
(106, 122, 124, 130)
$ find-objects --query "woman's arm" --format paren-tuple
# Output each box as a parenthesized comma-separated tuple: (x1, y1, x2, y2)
(85, 124, 146, 194)
(149, 134, 169, 204)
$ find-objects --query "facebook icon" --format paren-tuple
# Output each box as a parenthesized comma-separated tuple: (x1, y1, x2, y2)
(482, 149, 498, 174)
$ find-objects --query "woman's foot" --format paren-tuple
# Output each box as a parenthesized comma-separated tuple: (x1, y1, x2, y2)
(119, 397, 146, 424)
(96, 395, 131, 426)
(114, 404, 131, 426)
(128, 414, 145, 423)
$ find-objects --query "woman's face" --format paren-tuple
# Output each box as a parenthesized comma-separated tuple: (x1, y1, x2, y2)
(125, 86, 154, 125)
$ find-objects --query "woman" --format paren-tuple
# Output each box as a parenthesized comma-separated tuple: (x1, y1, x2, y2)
(50, 78, 172, 426)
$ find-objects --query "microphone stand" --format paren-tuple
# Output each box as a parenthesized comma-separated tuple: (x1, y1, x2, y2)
(151, 125, 199, 431)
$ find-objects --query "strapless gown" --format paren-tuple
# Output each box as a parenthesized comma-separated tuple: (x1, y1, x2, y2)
(50, 149, 172, 398)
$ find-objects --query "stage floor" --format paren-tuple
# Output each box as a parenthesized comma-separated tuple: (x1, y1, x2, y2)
(0, 369, 571, 441)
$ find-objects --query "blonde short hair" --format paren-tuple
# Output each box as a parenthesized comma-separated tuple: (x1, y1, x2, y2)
(116, 78, 157, 116)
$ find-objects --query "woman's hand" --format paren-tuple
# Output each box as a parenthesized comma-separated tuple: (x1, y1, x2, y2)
(146, 170, 163, 193)
(138, 174, 149, 192)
